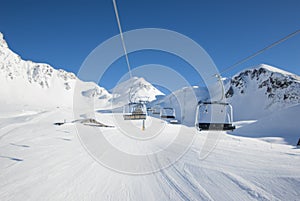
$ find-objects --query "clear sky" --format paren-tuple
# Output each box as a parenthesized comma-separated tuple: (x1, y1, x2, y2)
(1, 0, 300, 91)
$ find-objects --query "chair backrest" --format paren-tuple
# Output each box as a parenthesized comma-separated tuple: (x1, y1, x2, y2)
(196, 102, 233, 124)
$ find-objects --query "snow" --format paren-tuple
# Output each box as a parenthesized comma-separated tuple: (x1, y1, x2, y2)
(0, 107, 299, 200)
(226, 64, 300, 120)
(0, 33, 113, 109)
(251, 64, 298, 77)
(231, 104, 300, 145)
(110, 76, 164, 106)
(149, 86, 208, 126)
(0, 32, 300, 200)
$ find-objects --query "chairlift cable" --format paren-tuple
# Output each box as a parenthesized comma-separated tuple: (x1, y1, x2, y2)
(195, 29, 300, 90)
(112, 0, 148, 122)
(218, 29, 300, 75)
(112, 0, 139, 103)
(112, 0, 133, 79)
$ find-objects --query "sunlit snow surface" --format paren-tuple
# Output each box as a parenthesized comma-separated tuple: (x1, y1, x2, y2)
(0, 106, 299, 201)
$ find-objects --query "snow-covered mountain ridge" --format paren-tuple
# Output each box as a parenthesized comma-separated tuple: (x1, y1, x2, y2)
(0, 32, 112, 108)
(0, 33, 76, 90)
(226, 64, 300, 102)
(225, 64, 300, 120)
(111, 77, 164, 106)
(0, 32, 163, 108)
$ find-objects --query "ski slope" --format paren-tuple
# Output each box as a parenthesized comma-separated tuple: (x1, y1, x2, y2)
(1, 32, 300, 200)
(0, 106, 299, 201)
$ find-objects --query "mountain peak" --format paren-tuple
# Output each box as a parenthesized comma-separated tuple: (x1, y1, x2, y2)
(251, 64, 295, 76)
(127, 76, 147, 84)
(0, 32, 8, 48)
(111, 77, 164, 105)
(226, 64, 300, 120)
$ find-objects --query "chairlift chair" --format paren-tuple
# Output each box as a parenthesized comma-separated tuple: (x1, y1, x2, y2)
(195, 101, 235, 131)
(123, 102, 147, 120)
(160, 107, 180, 124)
(152, 104, 161, 115)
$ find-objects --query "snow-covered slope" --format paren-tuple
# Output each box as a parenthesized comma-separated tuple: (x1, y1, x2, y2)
(232, 104, 300, 145)
(0, 32, 111, 108)
(226, 64, 300, 120)
(150, 86, 209, 126)
(0, 107, 299, 201)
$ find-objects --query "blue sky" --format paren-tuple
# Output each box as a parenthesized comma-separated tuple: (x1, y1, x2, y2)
(1, 0, 300, 91)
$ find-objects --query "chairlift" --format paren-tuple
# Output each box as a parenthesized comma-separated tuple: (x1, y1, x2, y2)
(195, 101, 235, 131)
(152, 104, 161, 115)
(112, 0, 300, 132)
(160, 107, 180, 124)
(123, 102, 147, 120)
(195, 73, 235, 131)
(192, 30, 300, 131)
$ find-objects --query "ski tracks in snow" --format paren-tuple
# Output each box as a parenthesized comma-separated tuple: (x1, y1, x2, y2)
(154, 156, 213, 200)
(221, 171, 280, 201)
(151, 144, 278, 200)
(182, 163, 281, 201)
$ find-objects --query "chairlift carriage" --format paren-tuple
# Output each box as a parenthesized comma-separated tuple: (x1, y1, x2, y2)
(160, 107, 176, 119)
(123, 90, 149, 120)
(152, 104, 161, 115)
(195, 74, 235, 131)
(123, 102, 147, 120)
(160, 107, 179, 124)
(195, 101, 235, 131)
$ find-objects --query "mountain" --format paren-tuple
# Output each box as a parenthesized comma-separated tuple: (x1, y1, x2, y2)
(2, 32, 299, 123)
(0, 32, 165, 110)
(0, 32, 111, 109)
(225, 64, 300, 120)
(151, 64, 300, 129)
(110, 77, 164, 106)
